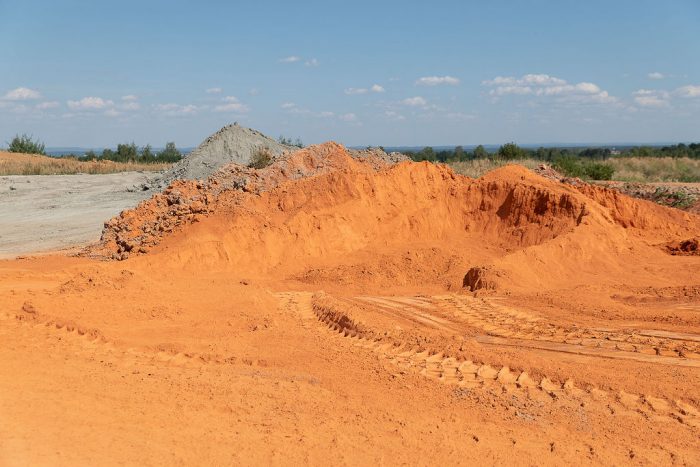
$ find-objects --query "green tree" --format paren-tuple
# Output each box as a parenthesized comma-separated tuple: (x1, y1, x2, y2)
(416, 146, 436, 161)
(497, 142, 526, 160)
(116, 143, 139, 162)
(157, 142, 182, 162)
(473, 145, 488, 159)
(454, 145, 465, 161)
(7, 134, 46, 155)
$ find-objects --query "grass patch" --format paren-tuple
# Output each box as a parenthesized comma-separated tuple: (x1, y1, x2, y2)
(0, 153, 172, 175)
(605, 157, 700, 183)
(449, 159, 545, 178)
(248, 147, 273, 169)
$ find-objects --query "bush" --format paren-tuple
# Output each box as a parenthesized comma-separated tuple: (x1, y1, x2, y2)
(278, 135, 304, 148)
(248, 147, 273, 169)
(553, 156, 615, 180)
(7, 134, 46, 155)
(584, 162, 615, 180)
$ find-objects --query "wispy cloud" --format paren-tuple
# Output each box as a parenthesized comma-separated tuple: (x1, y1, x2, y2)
(205, 87, 223, 94)
(67, 96, 114, 110)
(279, 55, 301, 63)
(4, 87, 41, 100)
(121, 94, 138, 101)
(36, 101, 59, 110)
(675, 85, 700, 98)
(305, 58, 319, 67)
(154, 103, 198, 116)
(482, 73, 616, 104)
(213, 96, 249, 113)
(345, 84, 385, 95)
(416, 76, 460, 86)
(401, 96, 428, 107)
(632, 89, 670, 108)
(648, 72, 665, 80)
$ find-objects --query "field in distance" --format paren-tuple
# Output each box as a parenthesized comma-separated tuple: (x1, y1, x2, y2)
(0, 151, 172, 175)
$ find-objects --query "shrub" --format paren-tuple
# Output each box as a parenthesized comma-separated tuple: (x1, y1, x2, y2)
(552, 156, 585, 178)
(583, 162, 615, 180)
(7, 134, 46, 155)
(248, 147, 273, 169)
(553, 156, 615, 180)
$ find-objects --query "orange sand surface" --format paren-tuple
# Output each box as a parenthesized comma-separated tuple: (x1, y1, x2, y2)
(1, 143, 699, 465)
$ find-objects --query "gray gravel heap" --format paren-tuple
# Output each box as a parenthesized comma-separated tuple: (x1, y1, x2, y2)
(144, 123, 293, 190)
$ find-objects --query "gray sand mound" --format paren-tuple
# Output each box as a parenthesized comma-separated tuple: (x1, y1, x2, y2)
(144, 123, 293, 189)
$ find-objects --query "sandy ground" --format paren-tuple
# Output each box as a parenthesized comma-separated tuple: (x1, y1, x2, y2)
(0, 172, 151, 258)
(1, 144, 699, 465)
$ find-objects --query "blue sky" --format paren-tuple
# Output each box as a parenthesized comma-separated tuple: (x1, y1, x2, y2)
(1, 0, 699, 148)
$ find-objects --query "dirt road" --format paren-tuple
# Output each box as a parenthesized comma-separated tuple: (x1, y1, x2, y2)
(0, 172, 151, 258)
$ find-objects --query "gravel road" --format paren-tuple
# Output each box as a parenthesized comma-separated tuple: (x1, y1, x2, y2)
(0, 172, 152, 258)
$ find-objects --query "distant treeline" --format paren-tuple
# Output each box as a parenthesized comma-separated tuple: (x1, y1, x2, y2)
(78, 142, 182, 163)
(6, 134, 183, 163)
(401, 142, 700, 163)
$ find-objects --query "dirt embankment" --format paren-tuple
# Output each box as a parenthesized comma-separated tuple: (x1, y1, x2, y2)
(92, 142, 699, 295)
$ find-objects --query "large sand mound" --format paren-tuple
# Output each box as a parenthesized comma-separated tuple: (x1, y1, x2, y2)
(96, 142, 699, 294)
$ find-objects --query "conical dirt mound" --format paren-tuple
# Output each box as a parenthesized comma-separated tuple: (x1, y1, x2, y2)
(145, 124, 294, 189)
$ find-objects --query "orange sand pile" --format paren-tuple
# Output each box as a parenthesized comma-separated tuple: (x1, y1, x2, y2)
(3, 142, 700, 464)
(95, 142, 698, 294)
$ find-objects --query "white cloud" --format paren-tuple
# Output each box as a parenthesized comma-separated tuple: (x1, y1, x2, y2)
(338, 113, 357, 122)
(416, 76, 460, 86)
(384, 110, 406, 121)
(249, 88, 260, 96)
(104, 109, 121, 117)
(36, 101, 59, 110)
(214, 96, 249, 113)
(154, 103, 198, 116)
(648, 72, 665, 80)
(633, 89, 670, 108)
(401, 96, 428, 107)
(67, 96, 114, 110)
(345, 84, 385, 95)
(121, 94, 138, 101)
(4, 87, 41, 100)
(482, 73, 616, 104)
(280, 102, 296, 109)
(121, 101, 141, 110)
(446, 112, 476, 121)
(345, 87, 368, 95)
(305, 58, 319, 67)
(675, 85, 700, 98)
(279, 56, 301, 63)
(482, 74, 566, 87)
(205, 87, 222, 94)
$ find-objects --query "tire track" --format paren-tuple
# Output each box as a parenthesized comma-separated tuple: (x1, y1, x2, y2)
(0, 310, 254, 370)
(291, 292, 700, 430)
(435, 295, 700, 361)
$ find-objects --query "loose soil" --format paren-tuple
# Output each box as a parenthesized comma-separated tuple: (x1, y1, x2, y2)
(1, 142, 699, 465)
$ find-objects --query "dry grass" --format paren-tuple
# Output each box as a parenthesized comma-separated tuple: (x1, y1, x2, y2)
(450, 157, 700, 183)
(0, 151, 172, 175)
(449, 159, 545, 178)
(605, 157, 700, 183)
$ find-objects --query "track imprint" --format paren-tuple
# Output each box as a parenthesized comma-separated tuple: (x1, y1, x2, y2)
(286, 291, 700, 430)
